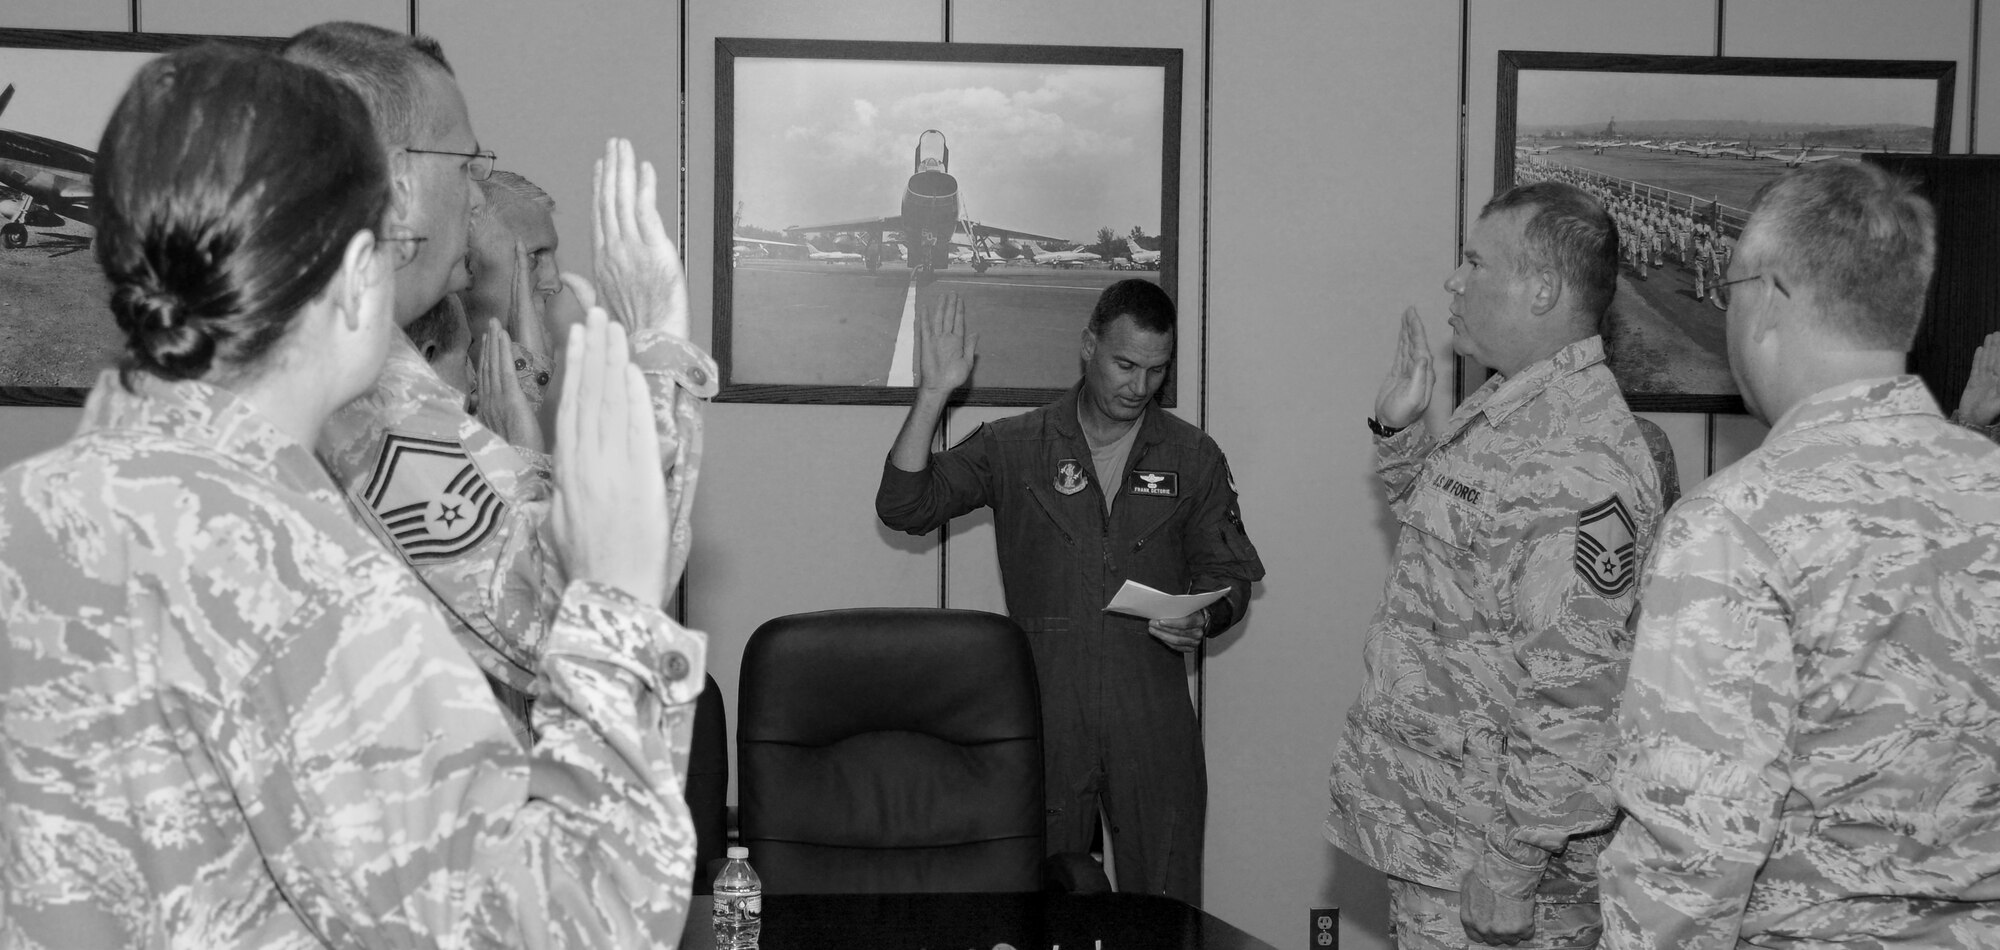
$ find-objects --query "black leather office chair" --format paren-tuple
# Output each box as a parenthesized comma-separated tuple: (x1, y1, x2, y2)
(736, 608, 1048, 894)
(687, 673, 729, 894)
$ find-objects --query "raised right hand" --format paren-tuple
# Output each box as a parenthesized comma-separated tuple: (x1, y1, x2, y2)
(551, 307, 669, 607)
(1957, 330, 2000, 427)
(914, 291, 977, 398)
(1373, 306, 1433, 429)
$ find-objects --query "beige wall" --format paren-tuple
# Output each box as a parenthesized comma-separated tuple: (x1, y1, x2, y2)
(0, 2, 1991, 947)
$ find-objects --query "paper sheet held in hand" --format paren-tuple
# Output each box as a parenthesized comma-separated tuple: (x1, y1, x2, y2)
(1102, 580, 1229, 621)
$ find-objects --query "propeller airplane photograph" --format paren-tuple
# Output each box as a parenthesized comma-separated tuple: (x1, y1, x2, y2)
(0, 84, 95, 250)
(1, 35, 176, 399)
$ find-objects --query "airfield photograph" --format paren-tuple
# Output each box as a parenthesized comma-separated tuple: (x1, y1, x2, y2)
(1, 45, 155, 394)
(1508, 64, 1941, 405)
(721, 48, 1172, 399)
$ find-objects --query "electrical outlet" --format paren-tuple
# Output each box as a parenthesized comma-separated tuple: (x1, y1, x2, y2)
(1310, 907, 1338, 949)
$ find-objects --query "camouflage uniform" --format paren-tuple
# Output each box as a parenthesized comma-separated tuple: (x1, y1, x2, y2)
(1, 373, 704, 947)
(319, 327, 717, 698)
(1600, 376, 2000, 949)
(1326, 336, 1662, 948)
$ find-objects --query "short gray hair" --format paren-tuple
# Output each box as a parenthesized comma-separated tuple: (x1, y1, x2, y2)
(482, 170, 555, 215)
(1479, 182, 1619, 327)
(1740, 161, 1934, 350)
(281, 21, 453, 150)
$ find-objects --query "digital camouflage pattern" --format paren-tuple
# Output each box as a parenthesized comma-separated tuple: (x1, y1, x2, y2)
(1326, 336, 1662, 934)
(1, 373, 705, 948)
(1388, 876, 1603, 950)
(319, 326, 718, 697)
(1601, 376, 2000, 949)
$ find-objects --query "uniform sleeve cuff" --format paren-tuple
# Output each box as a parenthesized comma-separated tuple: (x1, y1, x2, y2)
(545, 579, 709, 708)
(1473, 835, 1550, 902)
(631, 329, 719, 399)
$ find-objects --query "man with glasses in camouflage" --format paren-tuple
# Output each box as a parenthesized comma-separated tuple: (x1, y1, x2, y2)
(1600, 160, 2000, 948)
(286, 23, 719, 740)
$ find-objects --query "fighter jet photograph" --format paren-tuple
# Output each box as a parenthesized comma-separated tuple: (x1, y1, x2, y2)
(0, 37, 163, 398)
(717, 40, 1179, 403)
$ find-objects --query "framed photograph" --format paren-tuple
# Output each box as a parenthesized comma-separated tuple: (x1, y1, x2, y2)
(1492, 50, 1954, 414)
(0, 28, 279, 407)
(715, 37, 1182, 405)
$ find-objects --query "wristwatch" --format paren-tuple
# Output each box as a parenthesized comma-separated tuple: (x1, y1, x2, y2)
(1367, 417, 1407, 438)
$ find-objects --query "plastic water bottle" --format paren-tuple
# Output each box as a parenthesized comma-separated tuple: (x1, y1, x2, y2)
(712, 846, 762, 950)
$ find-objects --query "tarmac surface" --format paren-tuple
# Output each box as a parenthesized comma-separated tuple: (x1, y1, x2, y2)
(725, 259, 1153, 391)
(0, 218, 117, 392)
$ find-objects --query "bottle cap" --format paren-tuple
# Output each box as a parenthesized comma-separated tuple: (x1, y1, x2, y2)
(728, 846, 749, 859)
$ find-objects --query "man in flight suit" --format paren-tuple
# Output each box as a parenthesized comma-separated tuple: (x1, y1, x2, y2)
(1325, 181, 1663, 949)
(876, 280, 1264, 905)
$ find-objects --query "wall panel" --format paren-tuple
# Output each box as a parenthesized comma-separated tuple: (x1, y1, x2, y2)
(1980, 0, 1999, 152)
(682, 0, 946, 801)
(1725, 0, 1974, 152)
(3, 2, 127, 31)
(425, 0, 680, 284)
(139, 0, 403, 36)
(1208, 3, 1459, 946)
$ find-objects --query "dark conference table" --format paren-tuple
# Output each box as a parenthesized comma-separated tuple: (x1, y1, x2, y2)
(680, 891, 1279, 950)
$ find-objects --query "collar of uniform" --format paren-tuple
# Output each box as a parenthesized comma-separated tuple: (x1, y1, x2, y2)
(379, 331, 460, 397)
(1460, 335, 1608, 427)
(1765, 374, 1940, 440)
(1048, 380, 1164, 451)
(77, 369, 327, 493)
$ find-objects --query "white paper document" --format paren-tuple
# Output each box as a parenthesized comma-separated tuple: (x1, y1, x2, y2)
(1102, 580, 1229, 621)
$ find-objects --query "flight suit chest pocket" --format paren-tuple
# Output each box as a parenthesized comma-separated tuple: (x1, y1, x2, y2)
(1400, 467, 1493, 552)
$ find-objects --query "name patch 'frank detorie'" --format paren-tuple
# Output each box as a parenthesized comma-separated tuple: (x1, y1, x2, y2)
(363, 434, 506, 562)
(1127, 470, 1179, 497)
(1574, 495, 1637, 597)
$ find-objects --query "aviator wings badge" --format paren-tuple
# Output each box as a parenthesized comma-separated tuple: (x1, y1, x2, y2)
(361, 434, 506, 562)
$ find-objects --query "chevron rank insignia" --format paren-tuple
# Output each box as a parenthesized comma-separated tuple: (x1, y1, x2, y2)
(361, 434, 505, 563)
(1575, 495, 1637, 597)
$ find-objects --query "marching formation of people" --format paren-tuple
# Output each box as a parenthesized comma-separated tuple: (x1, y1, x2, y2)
(1, 21, 1999, 950)
(1517, 161, 1735, 308)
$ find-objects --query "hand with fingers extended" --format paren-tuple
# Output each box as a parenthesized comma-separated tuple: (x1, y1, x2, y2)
(592, 137, 688, 339)
(1374, 306, 1434, 430)
(914, 291, 977, 399)
(1956, 330, 2000, 427)
(505, 239, 555, 406)
(475, 318, 545, 454)
(551, 307, 670, 607)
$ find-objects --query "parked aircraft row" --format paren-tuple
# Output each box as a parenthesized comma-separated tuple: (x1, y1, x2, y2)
(0, 84, 97, 250)
(1515, 134, 1848, 167)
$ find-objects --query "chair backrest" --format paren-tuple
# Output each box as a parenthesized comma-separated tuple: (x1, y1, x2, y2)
(687, 672, 729, 894)
(737, 608, 1045, 894)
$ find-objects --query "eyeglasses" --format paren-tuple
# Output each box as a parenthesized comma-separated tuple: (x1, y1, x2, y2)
(1716, 272, 1789, 301)
(404, 146, 496, 181)
(377, 229, 428, 270)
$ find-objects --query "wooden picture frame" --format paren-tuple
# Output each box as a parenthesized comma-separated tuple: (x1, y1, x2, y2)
(1487, 50, 1955, 414)
(714, 37, 1183, 406)
(0, 28, 282, 407)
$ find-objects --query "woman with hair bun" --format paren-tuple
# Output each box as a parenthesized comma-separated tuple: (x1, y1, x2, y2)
(0, 44, 703, 948)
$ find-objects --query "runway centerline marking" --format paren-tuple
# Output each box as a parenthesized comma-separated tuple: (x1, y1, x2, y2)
(888, 279, 918, 387)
